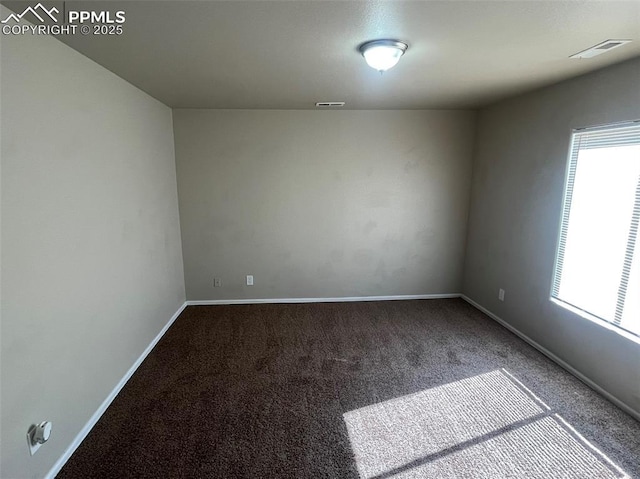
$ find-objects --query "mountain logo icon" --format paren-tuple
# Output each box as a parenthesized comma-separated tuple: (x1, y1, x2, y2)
(1, 3, 59, 24)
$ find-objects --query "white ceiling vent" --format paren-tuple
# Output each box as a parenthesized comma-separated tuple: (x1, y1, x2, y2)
(570, 40, 632, 59)
(315, 102, 345, 107)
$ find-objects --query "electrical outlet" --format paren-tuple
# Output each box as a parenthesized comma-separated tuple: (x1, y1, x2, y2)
(498, 288, 505, 301)
(27, 422, 52, 456)
(214, 278, 221, 287)
(246, 275, 254, 286)
(26, 426, 43, 456)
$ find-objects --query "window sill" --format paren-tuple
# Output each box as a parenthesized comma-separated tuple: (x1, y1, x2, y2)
(550, 297, 640, 345)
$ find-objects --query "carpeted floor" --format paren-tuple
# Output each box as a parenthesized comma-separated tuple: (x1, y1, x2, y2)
(57, 299, 640, 478)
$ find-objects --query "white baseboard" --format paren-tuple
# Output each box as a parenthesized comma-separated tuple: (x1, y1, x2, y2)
(45, 302, 188, 479)
(460, 295, 640, 421)
(187, 293, 461, 306)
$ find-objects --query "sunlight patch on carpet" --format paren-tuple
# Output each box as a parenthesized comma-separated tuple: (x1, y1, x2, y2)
(343, 369, 628, 479)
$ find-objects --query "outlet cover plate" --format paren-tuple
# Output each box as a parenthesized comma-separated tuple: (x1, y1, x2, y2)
(26, 426, 42, 456)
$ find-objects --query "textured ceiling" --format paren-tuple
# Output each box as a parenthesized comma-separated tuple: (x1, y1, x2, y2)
(15, 1, 640, 109)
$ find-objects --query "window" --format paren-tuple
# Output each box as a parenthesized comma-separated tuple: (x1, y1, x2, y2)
(552, 121, 640, 338)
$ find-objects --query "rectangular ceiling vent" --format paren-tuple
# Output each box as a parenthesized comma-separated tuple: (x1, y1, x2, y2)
(315, 102, 345, 107)
(570, 40, 632, 59)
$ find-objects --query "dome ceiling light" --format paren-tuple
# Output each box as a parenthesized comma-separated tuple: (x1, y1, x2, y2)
(359, 40, 408, 72)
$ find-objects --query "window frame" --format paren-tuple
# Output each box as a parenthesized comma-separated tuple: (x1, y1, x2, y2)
(550, 120, 640, 342)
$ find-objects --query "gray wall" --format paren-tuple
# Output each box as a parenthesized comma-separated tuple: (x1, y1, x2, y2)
(0, 15, 186, 479)
(174, 109, 476, 300)
(463, 58, 640, 415)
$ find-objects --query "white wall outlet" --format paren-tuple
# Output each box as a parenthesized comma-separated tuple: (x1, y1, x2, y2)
(26, 429, 43, 456)
(214, 278, 221, 287)
(498, 288, 505, 301)
(27, 422, 52, 456)
(246, 275, 254, 286)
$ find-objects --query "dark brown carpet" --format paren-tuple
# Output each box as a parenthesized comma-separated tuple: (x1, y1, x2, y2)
(57, 299, 640, 478)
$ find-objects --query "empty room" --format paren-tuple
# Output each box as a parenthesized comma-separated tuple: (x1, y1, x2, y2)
(1, 1, 639, 478)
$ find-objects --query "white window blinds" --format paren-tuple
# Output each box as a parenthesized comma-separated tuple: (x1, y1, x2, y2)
(552, 122, 640, 338)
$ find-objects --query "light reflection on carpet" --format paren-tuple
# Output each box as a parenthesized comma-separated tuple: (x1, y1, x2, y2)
(343, 369, 628, 479)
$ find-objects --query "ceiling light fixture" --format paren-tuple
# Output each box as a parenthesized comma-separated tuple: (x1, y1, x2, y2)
(359, 40, 408, 72)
